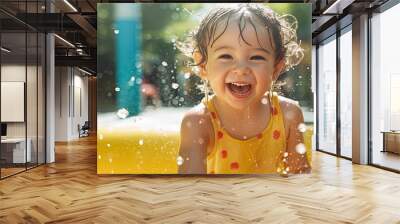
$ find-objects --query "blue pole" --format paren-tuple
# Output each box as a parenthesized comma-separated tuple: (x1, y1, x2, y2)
(115, 4, 142, 116)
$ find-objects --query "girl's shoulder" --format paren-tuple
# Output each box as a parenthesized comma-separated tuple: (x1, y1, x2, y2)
(277, 95, 304, 132)
(181, 103, 213, 138)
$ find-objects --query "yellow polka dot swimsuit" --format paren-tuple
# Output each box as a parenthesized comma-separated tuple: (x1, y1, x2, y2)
(205, 93, 287, 174)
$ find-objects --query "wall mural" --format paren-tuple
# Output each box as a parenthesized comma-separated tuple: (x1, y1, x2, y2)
(97, 3, 312, 175)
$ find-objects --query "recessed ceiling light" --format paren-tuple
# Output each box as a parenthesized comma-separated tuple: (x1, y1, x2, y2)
(1, 47, 11, 53)
(63, 0, 78, 12)
(54, 34, 75, 48)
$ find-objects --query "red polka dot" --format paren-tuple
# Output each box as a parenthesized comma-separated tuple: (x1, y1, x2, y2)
(230, 162, 239, 170)
(273, 130, 280, 140)
(211, 112, 217, 119)
(221, 149, 228, 158)
(272, 107, 278, 115)
(217, 131, 223, 139)
(257, 133, 263, 139)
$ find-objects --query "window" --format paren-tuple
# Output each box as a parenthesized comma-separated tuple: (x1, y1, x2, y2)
(339, 27, 352, 158)
(370, 3, 400, 171)
(317, 35, 337, 155)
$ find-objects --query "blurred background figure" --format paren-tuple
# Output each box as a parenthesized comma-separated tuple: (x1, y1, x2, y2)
(141, 78, 161, 108)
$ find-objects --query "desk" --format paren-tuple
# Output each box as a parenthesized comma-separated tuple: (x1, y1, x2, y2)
(1, 138, 31, 163)
(381, 131, 400, 154)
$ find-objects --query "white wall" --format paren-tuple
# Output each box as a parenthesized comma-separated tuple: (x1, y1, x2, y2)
(1, 63, 46, 163)
(55, 67, 89, 141)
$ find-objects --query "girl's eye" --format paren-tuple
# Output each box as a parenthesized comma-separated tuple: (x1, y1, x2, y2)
(218, 54, 233, 60)
(250, 55, 266, 61)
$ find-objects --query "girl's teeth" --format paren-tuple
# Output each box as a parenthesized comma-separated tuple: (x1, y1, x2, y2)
(232, 82, 249, 86)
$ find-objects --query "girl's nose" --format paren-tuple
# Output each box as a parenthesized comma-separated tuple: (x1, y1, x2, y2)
(232, 60, 250, 75)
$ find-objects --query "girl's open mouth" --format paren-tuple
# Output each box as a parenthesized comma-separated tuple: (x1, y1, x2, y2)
(226, 82, 252, 98)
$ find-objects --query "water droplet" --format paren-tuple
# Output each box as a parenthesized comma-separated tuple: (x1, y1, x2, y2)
(136, 78, 142, 85)
(306, 66, 310, 70)
(295, 143, 306, 154)
(114, 29, 119, 34)
(139, 139, 144, 145)
(261, 98, 268, 105)
(99, 134, 103, 140)
(130, 76, 136, 82)
(171, 99, 179, 106)
(184, 72, 191, 79)
(116, 108, 129, 119)
(162, 61, 168, 67)
(176, 156, 184, 166)
(283, 152, 288, 157)
(98, 155, 101, 159)
(171, 83, 179, 89)
(107, 143, 111, 148)
(198, 138, 204, 144)
(298, 123, 307, 133)
(191, 67, 199, 73)
(115, 87, 120, 92)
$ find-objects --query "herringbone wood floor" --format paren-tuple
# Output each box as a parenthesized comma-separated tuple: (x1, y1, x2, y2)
(1, 136, 400, 224)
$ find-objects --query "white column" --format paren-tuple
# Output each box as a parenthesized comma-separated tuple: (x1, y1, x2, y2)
(352, 14, 369, 164)
(46, 33, 55, 163)
(45, 1, 55, 163)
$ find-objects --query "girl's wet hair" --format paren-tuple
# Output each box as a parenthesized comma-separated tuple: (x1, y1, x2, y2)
(179, 3, 304, 71)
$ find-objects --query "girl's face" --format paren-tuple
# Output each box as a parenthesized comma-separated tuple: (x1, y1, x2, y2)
(199, 15, 284, 110)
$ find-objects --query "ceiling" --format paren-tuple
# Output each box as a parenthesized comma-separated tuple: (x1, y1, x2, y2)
(0, 0, 393, 74)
